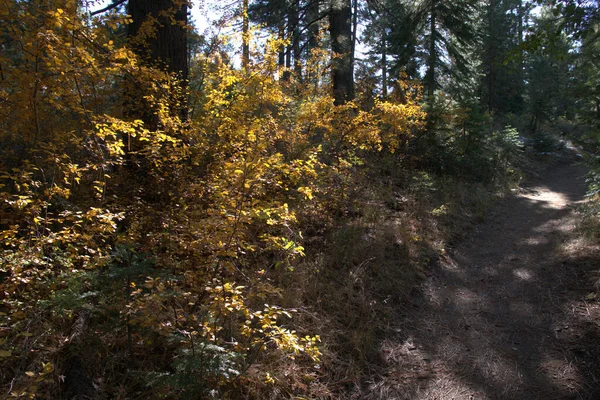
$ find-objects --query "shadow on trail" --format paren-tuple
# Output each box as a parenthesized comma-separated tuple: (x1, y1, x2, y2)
(370, 160, 600, 400)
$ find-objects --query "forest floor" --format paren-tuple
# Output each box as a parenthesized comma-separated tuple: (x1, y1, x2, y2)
(365, 151, 600, 399)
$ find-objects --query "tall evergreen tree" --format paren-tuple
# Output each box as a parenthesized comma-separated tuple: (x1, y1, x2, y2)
(330, 0, 355, 103)
(526, 8, 575, 131)
(481, 0, 531, 114)
(574, 17, 600, 123)
(128, 0, 188, 81)
(366, 0, 478, 100)
(558, 0, 600, 123)
(417, 0, 479, 101)
(361, 0, 419, 97)
(249, 0, 325, 80)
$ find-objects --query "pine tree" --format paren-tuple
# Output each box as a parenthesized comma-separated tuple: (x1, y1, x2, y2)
(526, 7, 575, 131)
(481, 0, 531, 114)
(249, 0, 325, 80)
(128, 0, 188, 80)
(330, 0, 355, 103)
(361, 0, 419, 97)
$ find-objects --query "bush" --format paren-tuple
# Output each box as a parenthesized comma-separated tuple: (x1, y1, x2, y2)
(0, 7, 425, 397)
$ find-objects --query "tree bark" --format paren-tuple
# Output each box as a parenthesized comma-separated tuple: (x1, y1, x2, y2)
(306, 0, 320, 83)
(127, 0, 189, 122)
(278, 23, 286, 68)
(425, 0, 437, 137)
(128, 0, 188, 81)
(281, 0, 302, 81)
(292, 0, 302, 79)
(242, 0, 250, 69)
(487, 0, 496, 111)
(307, 0, 320, 54)
(516, 0, 525, 113)
(351, 0, 358, 67)
(284, 40, 292, 81)
(426, 0, 436, 101)
(382, 30, 387, 98)
(329, 0, 355, 105)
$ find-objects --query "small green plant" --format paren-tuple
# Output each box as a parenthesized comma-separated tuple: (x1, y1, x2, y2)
(148, 342, 245, 399)
(491, 125, 524, 168)
(532, 130, 559, 153)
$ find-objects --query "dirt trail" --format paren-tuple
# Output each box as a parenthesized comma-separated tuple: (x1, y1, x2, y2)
(369, 159, 600, 399)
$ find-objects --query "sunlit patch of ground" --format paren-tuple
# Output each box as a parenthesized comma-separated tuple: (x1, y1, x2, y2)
(521, 189, 570, 209)
(538, 354, 584, 395)
(366, 161, 600, 399)
(512, 268, 535, 281)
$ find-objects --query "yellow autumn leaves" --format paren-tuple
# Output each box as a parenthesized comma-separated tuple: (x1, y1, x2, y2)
(0, 0, 424, 396)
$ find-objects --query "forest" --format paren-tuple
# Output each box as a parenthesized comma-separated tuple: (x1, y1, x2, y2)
(0, 0, 599, 398)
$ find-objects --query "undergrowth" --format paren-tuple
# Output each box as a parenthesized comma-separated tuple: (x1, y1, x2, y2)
(0, 3, 532, 398)
(254, 124, 526, 398)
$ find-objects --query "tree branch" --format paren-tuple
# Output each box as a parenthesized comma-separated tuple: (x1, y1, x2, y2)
(90, 0, 128, 16)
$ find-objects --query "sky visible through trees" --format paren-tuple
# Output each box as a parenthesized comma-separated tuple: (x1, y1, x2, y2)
(1, 0, 599, 398)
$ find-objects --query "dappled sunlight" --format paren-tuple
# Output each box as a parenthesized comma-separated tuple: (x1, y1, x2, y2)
(534, 218, 577, 234)
(512, 268, 535, 281)
(538, 354, 584, 394)
(472, 348, 524, 393)
(370, 163, 600, 399)
(521, 189, 570, 209)
(452, 288, 483, 309)
(524, 235, 551, 245)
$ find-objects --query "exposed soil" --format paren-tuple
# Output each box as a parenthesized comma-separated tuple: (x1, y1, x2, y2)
(367, 156, 600, 399)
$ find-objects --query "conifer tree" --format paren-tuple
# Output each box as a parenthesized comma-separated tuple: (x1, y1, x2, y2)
(526, 7, 576, 130)
(361, 0, 419, 97)
(481, 0, 531, 114)
(365, 0, 478, 100)
(418, 0, 479, 100)
(330, 0, 355, 103)
(127, 0, 188, 80)
(249, 0, 325, 80)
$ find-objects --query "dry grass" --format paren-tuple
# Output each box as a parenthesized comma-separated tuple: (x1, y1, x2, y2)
(236, 129, 600, 400)
(244, 156, 515, 399)
(328, 154, 600, 400)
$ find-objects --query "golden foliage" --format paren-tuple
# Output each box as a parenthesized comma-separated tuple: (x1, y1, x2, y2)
(0, 1, 423, 397)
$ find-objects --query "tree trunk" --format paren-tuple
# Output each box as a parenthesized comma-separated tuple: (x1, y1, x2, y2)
(382, 30, 387, 98)
(329, 0, 354, 105)
(292, 0, 302, 79)
(242, 0, 250, 69)
(425, 0, 437, 137)
(307, 0, 320, 54)
(487, 0, 496, 111)
(278, 23, 286, 68)
(128, 0, 188, 81)
(292, 0, 302, 80)
(283, 4, 293, 82)
(284, 42, 292, 81)
(306, 0, 320, 83)
(128, 0, 189, 122)
(426, 0, 436, 101)
(516, 0, 525, 113)
(351, 0, 358, 67)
